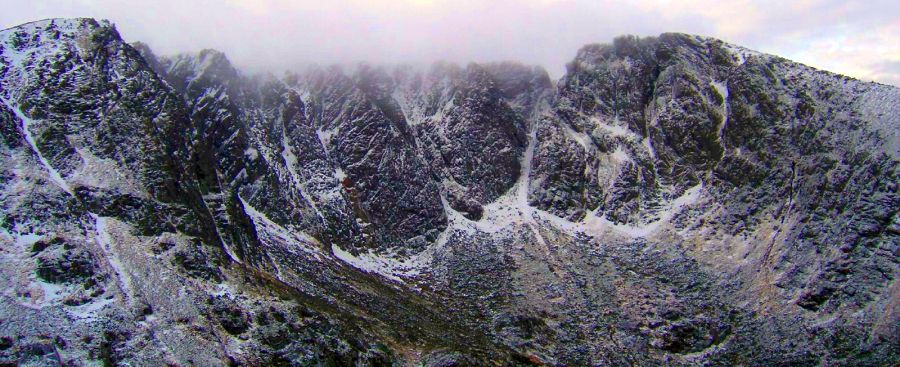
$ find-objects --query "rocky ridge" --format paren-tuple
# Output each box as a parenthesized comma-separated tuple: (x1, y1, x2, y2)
(0, 18, 897, 366)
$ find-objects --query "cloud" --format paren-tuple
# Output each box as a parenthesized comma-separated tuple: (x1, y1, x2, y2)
(1, 0, 897, 85)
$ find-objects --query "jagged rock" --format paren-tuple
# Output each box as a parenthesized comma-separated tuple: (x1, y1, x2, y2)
(0, 18, 896, 366)
(208, 295, 249, 335)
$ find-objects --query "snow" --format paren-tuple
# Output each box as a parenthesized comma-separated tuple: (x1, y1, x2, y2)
(315, 125, 348, 196)
(220, 231, 244, 264)
(428, 98, 455, 125)
(1, 40, 30, 69)
(222, 129, 241, 146)
(2, 19, 85, 99)
(589, 116, 637, 139)
(71, 145, 147, 198)
(91, 214, 134, 302)
(475, 116, 541, 233)
(13, 232, 42, 249)
(334, 167, 347, 182)
(243, 147, 259, 161)
(720, 42, 763, 66)
(2, 233, 68, 309)
(460, 112, 703, 242)
(562, 123, 592, 151)
(448, 112, 696, 245)
(582, 182, 704, 238)
(392, 89, 428, 126)
(0, 230, 60, 309)
(211, 282, 238, 297)
(331, 244, 428, 282)
(710, 80, 729, 142)
(315, 127, 339, 148)
(36, 281, 66, 303)
(710, 80, 729, 101)
(471, 178, 527, 231)
(238, 194, 323, 257)
(611, 145, 631, 163)
(199, 193, 243, 263)
(470, 111, 553, 251)
(167, 50, 225, 88)
(519, 119, 539, 214)
(281, 131, 325, 220)
(0, 20, 79, 69)
(0, 229, 42, 268)
(438, 191, 477, 234)
(0, 97, 75, 196)
(642, 137, 656, 159)
(515, 181, 706, 240)
(66, 297, 115, 321)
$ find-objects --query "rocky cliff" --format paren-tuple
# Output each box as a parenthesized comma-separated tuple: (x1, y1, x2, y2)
(0, 18, 897, 366)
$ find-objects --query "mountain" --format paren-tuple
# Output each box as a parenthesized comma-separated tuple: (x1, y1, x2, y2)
(0, 18, 896, 366)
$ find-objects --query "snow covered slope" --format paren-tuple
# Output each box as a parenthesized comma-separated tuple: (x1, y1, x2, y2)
(1, 19, 897, 366)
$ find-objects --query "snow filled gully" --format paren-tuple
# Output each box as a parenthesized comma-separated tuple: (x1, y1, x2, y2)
(1, 97, 75, 196)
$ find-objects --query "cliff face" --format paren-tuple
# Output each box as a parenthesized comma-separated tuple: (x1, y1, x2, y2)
(1, 19, 897, 366)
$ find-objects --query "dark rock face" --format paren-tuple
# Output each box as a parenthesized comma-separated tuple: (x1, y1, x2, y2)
(531, 34, 726, 222)
(407, 63, 541, 220)
(304, 66, 447, 251)
(33, 237, 96, 284)
(1, 18, 897, 366)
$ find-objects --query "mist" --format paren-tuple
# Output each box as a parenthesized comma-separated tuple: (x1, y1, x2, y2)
(2, 0, 898, 85)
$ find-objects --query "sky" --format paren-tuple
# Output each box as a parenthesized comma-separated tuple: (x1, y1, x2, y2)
(2, 0, 898, 85)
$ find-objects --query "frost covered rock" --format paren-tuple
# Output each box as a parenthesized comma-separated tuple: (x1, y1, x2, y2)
(1, 18, 897, 366)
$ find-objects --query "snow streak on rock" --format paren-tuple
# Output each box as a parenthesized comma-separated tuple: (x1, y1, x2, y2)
(1, 97, 74, 196)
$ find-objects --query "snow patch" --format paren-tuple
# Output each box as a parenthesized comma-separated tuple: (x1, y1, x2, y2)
(710, 80, 729, 142)
(13, 232, 42, 249)
(91, 214, 134, 302)
(315, 127, 339, 148)
(72, 145, 147, 197)
(392, 89, 426, 125)
(438, 190, 477, 234)
(243, 147, 259, 161)
(721, 42, 763, 66)
(334, 167, 347, 182)
(36, 281, 66, 303)
(583, 182, 704, 238)
(211, 282, 239, 298)
(472, 110, 552, 252)
(562, 123, 592, 151)
(642, 137, 656, 159)
(428, 98, 455, 125)
(611, 145, 631, 163)
(331, 244, 429, 282)
(476, 116, 541, 233)
(589, 116, 637, 140)
(281, 131, 325, 220)
(66, 297, 115, 321)
(238, 195, 323, 257)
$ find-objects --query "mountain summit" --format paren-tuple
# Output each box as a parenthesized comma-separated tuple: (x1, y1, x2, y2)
(1, 18, 897, 366)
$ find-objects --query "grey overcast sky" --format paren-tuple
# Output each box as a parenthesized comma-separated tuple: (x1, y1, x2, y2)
(2, 0, 898, 85)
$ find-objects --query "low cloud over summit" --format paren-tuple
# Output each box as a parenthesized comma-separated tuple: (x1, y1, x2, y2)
(3, 0, 898, 85)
